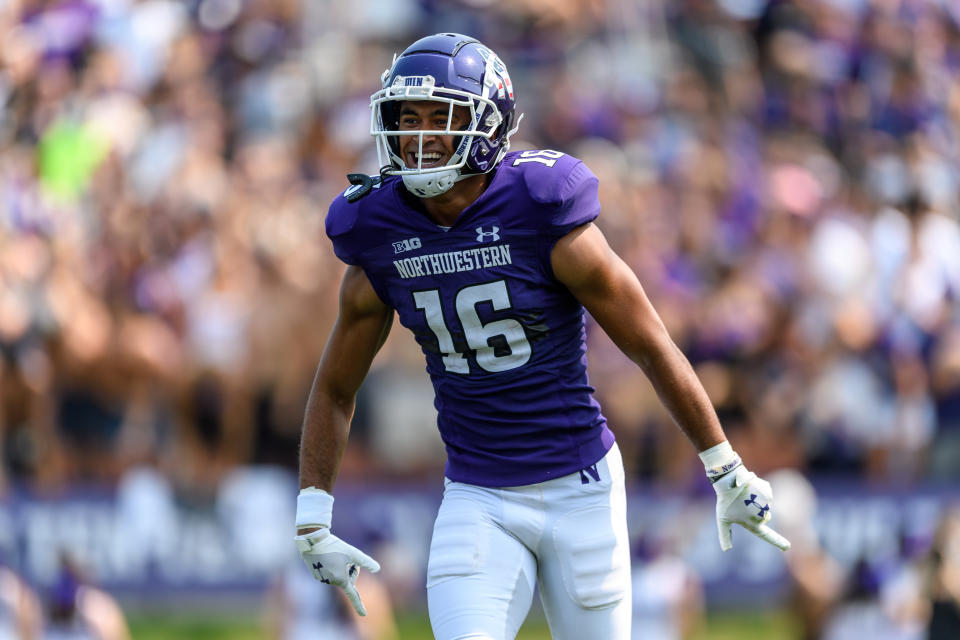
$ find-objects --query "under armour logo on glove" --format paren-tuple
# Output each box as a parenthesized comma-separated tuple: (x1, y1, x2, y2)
(311, 561, 331, 583)
(296, 528, 380, 615)
(711, 465, 790, 552)
(743, 494, 770, 519)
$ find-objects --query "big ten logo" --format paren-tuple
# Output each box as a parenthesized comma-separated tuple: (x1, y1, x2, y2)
(393, 237, 422, 253)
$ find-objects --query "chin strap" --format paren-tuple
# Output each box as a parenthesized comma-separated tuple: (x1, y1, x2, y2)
(401, 167, 461, 198)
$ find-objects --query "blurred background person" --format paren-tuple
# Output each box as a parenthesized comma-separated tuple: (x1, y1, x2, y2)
(264, 555, 398, 640)
(630, 529, 704, 640)
(769, 469, 845, 640)
(0, 557, 41, 640)
(924, 506, 960, 640)
(820, 553, 927, 640)
(42, 555, 129, 640)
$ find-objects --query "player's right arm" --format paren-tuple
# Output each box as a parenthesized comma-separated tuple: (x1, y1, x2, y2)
(295, 265, 393, 616)
(298, 265, 393, 495)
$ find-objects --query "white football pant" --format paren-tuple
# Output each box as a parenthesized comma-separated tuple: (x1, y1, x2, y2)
(427, 444, 631, 639)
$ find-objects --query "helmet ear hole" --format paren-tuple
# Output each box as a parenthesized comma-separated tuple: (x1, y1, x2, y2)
(380, 101, 401, 131)
(378, 101, 403, 160)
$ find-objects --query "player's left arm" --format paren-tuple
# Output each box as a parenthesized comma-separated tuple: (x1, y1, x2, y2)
(552, 222, 790, 552)
(552, 223, 723, 450)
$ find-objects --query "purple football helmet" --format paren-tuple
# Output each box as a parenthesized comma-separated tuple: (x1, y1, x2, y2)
(370, 33, 522, 198)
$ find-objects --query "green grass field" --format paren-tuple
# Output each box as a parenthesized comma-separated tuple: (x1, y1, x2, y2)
(129, 609, 797, 639)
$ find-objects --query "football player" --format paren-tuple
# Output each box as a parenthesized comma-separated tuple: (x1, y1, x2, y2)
(295, 33, 790, 639)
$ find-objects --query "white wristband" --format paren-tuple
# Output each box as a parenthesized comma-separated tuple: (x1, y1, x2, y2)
(698, 441, 742, 482)
(296, 487, 334, 529)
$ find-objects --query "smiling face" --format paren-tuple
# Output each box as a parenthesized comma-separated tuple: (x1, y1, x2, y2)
(396, 100, 472, 170)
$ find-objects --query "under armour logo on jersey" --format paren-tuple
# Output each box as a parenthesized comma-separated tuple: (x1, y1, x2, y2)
(476, 226, 500, 242)
(579, 464, 601, 484)
(744, 494, 770, 519)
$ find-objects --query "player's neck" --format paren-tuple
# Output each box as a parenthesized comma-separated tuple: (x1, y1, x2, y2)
(419, 173, 490, 227)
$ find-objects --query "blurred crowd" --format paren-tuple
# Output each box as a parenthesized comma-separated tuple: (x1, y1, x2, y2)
(2, 1, 960, 637)
(2, 0, 960, 504)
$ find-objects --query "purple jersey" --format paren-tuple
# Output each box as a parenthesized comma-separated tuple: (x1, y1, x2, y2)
(326, 150, 614, 487)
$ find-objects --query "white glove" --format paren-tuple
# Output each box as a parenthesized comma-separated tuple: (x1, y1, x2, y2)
(700, 442, 791, 552)
(295, 488, 381, 616)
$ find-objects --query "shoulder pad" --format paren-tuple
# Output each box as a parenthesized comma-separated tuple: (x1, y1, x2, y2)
(504, 150, 585, 205)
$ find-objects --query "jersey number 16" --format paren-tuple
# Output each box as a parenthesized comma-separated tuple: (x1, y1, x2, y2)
(413, 280, 531, 374)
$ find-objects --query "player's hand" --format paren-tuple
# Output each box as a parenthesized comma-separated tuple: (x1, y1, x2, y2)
(294, 487, 381, 616)
(712, 465, 791, 552)
(295, 527, 381, 616)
